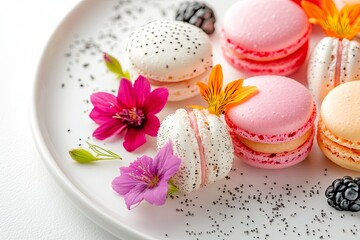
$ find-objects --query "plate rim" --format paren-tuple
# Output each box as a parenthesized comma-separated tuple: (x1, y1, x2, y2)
(29, 1, 158, 239)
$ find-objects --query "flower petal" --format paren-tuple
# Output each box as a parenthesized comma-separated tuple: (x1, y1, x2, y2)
(117, 78, 135, 109)
(196, 81, 209, 101)
(133, 75, 151, 107)
(226, 86, 258, 107)
(347, 5, 360, 25)
(153, 142, 182, 180)
(143, 114, 160, 137)
(143, 88, 169, 114)
(123, 184, 147, 210)
(123, 128, 147, 152)
(322, 0, 338, 16)
(301, 1, 327, 23)
(90, 92, 119, 112)
(208, 64, 223, 96)
(112, 173, 139, 196)
(143, 181, 168, 206)
(93, 119, 126, 140)
(89, 108, 116, 124)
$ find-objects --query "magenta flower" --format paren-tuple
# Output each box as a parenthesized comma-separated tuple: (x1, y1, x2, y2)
(90, 76, 168, 152)
(112, 142, 181, 209)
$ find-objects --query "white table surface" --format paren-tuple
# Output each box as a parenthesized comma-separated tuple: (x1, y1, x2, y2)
(0, 1, 118, 239)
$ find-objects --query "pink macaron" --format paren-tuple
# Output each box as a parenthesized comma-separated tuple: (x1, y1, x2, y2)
(221, 0, 311, 76)
(225, 76, 316, 169)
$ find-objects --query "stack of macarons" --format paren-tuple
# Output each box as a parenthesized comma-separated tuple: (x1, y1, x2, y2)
(225, 76, 316, 169)
(221, 0, 311, 76)
(127, 20, 213, 101)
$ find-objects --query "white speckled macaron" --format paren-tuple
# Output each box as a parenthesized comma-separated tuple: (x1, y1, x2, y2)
(127, 20, 213, 101)
(308, 37, 360, 104)
(157, 108, 233, 193)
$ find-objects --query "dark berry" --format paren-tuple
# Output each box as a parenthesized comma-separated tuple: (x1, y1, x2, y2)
(175, 1, 216, 34)
(325, 176, 360, 212)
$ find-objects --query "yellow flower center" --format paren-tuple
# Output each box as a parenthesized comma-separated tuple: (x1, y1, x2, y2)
(148, 175, 159, 188)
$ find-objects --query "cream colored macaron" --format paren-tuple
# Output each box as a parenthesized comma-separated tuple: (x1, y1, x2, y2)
(127, 20, 213, 101)
(318, 81, 360, 171)
(308, 37, 360, 104)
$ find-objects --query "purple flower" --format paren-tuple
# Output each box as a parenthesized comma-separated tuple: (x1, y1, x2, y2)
(112, 142, 181, 209)
(90, 76, 168, 152)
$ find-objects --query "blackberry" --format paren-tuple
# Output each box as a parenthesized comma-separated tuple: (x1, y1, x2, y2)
(325, 176, 360, 212)
(175, 1, 216, 34)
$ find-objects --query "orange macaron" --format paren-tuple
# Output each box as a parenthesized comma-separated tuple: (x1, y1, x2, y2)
(317, 81, 360, 171)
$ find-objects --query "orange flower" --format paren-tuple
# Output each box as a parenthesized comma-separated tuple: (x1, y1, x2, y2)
(301, 0, 360, 39)
(190, 64, 258, 116)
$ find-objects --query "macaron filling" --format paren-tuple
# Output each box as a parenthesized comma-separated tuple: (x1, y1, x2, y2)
(319, 118, 360, 151)
(334, 40, 343, 87)
(147, 68, 211, 87)
(237, 128, 313, 154)
(188, 111, 207, 187)
(318, 127, 360, 162)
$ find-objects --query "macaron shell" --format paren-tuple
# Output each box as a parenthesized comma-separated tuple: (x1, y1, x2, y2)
(157, 109, 201, 193)
(340, 39, 360, 85)
(222, 0, 310, 61)
(225, 76, 315, 143)
(222, 40, 308, 76)
(130, 67, 211, 101)
(308, 37, 338, 104)
(231, 126, 315, 169)
(320, 81, 360, 143)
(318, 118, 360, 151)
(127, 20, 212, 82)
(308, 37, 360, 104)
(317, 128, 360, 172)
(195, 110, 233, 185)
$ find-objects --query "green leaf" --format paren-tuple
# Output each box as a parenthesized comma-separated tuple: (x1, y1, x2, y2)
(69, 149, 98, 163)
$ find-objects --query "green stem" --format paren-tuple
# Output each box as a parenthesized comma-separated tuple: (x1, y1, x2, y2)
(69, 142, 122, 163)
(167, 180, 178, 196)
(86, 142, 122, 160)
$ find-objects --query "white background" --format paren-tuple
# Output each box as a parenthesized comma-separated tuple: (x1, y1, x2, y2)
(0, 1, 118, 239)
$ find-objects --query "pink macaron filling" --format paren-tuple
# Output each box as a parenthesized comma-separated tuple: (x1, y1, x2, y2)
(188, 111, 207, 187)
(334, 40, 343, 88)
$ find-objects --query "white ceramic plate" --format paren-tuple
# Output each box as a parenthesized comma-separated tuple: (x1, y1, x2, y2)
(30, 0, 360, 239)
